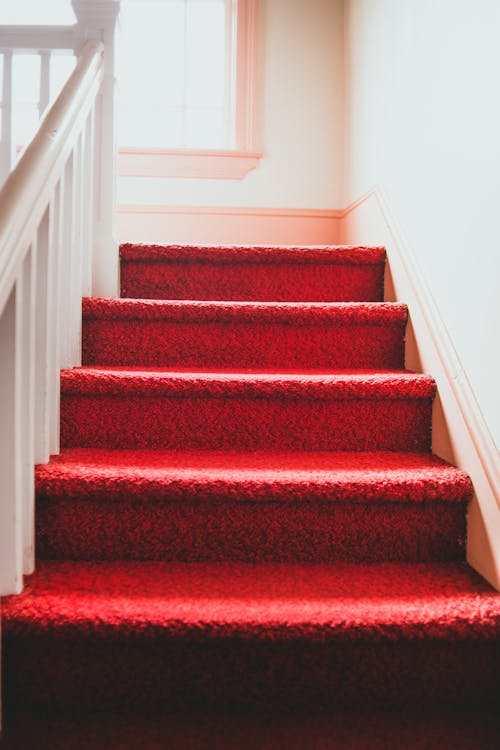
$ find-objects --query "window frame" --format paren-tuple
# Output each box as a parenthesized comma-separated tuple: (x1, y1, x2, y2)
(117, 0, 261, 180)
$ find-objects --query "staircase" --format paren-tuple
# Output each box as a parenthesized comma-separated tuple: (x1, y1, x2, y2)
(2, 243, 500, 720)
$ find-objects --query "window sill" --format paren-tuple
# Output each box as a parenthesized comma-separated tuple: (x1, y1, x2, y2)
(117, 148, 262, 180)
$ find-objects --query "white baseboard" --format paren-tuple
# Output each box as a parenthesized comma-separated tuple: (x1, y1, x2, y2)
(341, 186, 500, 590)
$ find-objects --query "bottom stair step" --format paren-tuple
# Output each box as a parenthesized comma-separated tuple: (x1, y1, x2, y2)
(3, 560, 500, 712)
(2, 710, 500, 750)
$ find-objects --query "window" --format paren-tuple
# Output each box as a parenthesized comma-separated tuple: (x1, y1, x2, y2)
(117, 0, 260, 179)
(118, 0, 228, 149)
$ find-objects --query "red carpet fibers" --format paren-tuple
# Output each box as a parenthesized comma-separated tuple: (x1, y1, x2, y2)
(119, 243, 387, 301)
(2, 242, 499, 723)
(2, 710, 500, 750)
(82, 298, 407, 369)
(35, 450, 470, 562)
(60, 369, 435, 451)
(3, 561, 500, 711)
(5, 560, 499, 642)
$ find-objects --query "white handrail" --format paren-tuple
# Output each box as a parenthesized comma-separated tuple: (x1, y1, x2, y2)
(0, 41, 103, 312)
(0, 25, 78, 51)
(0, 1, 121, 297)
(0, 40, 104, 596)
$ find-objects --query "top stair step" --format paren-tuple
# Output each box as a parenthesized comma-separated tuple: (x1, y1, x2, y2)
(120, 244, 387, 302)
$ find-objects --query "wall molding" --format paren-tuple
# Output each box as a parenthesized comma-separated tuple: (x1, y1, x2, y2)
(340, 186, 500, 590)
(118, 204, 343, 218)
(117, 149, 262, 180)
(116, 204, 342, 245)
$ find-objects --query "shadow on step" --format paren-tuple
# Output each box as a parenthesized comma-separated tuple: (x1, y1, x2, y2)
(1, 709, 499, 750)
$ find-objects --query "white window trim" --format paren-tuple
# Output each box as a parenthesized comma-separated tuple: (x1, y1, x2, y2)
(117, 0, 261, 180)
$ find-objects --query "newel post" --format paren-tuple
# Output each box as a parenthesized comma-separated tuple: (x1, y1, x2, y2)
(72, 0, 121, 297)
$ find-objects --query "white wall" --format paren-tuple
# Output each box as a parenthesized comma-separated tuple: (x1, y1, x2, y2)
(344, 0, 500, 450)
(117, 0, 345, 210)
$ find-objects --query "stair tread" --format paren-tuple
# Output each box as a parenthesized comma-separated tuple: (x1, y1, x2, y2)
(3, 710, 500, 750)
(82, 299, 407, 369)
(36, 449, 472, 503)
(83, 297, 408, 324)
(61, 367, 436, 398)
(4, 560, 499, 639)
(120, 244, 386, 302)
(120, 243, 386, 265)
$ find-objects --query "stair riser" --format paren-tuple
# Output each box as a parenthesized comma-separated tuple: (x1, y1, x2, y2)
(36, 496, 467, 563)
(60, 394, 433, 451)
(82, 318, 405, 369)
(5, 637, 497, 712)
(120, 261, 385, 302)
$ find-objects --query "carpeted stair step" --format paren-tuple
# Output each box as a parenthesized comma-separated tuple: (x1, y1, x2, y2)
(119, 244, 387, 302)
(60, 369, 435, 451)
(35, 449, 471, 563)
(3, 560, 499, 712)
(82, 299, 407, 369)
(3, 710, 500, 750)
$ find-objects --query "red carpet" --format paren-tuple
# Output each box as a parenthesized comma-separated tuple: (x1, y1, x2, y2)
(2, 243, 499, 726)
(82, 298, 407, 369)
(60, 369, 436, 450)
(35, 449, 470, 562)
(3, 560, 500, 711)
(2, 710, 500, 750)
(120, 243, 387, 301)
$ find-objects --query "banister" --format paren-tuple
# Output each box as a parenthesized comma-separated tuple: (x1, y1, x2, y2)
(0, 26, 78, 52)
(0, 41, 104, 316)
(0, 0, 120, 599)
(0, 38, 106, 597)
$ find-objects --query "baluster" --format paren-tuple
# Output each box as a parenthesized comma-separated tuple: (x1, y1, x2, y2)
(70, 141, 83, 365)
(47, 190, 61, 455)
(76, 129, 86, 296)
(60, 154, 74, 368)
(19, 246, 36, 574)
(0, 288, 23, 595)
(34, 211, 50, 465)
(73, 0, 120, 297)
(38, 51, 51, 119)
(81, 109, 95, 296)
(0, 50, 14, 184)
(49, 177, 66, 454)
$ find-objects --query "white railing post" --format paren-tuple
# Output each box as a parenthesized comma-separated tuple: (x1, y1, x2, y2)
(0, 51, 14, 185)
(0, 288, 23, 595)
(20, 245, 36, 575)
(72, 0, 120, 298)
(38, 51, 52, 119)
